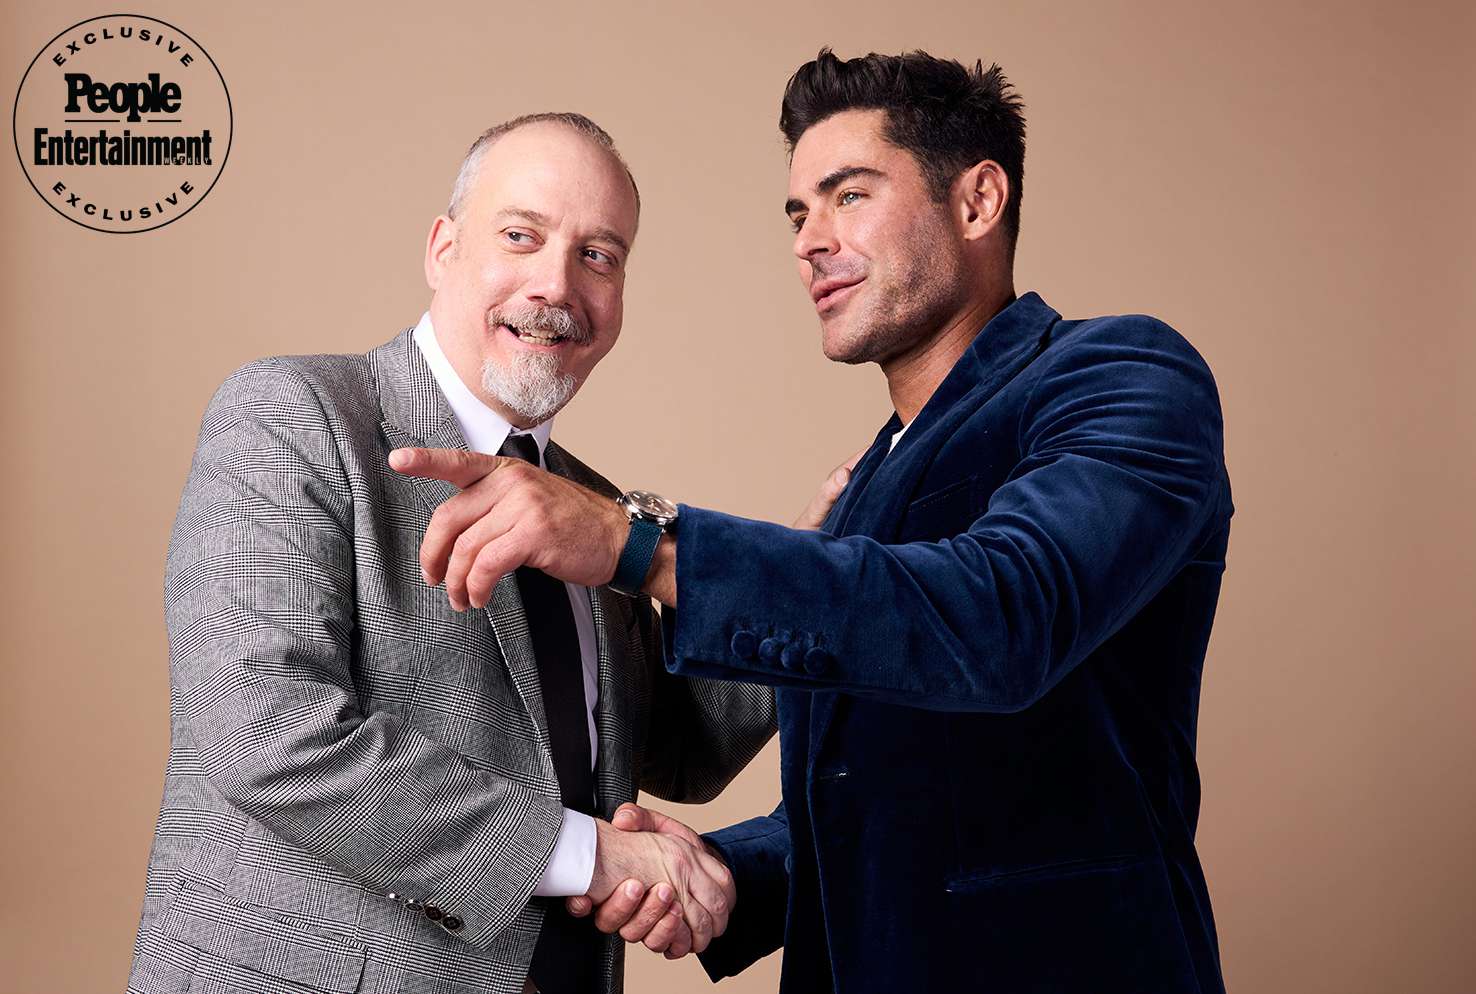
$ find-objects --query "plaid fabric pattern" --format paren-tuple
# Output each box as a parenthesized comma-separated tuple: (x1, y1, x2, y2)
(126, 329, 776, 994)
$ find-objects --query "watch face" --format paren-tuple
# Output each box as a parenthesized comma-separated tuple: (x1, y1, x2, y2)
(625, 490, 679, 524)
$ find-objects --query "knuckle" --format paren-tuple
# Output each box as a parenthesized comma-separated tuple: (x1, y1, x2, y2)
(468, 553, 494, 580)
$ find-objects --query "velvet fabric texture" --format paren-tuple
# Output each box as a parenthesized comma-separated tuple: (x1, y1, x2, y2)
(664, 292, 1232, 993)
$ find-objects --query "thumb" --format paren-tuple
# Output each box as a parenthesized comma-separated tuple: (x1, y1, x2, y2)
(612, 802, 655, 832)
(649, 812, 704, 848)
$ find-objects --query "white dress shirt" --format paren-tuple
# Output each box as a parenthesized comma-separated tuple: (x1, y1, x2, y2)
(413, 312, 597, 897)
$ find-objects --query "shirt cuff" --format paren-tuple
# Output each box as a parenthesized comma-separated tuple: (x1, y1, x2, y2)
(531, 808, 597, 897)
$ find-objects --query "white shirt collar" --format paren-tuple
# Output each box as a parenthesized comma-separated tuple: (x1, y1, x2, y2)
(412, 311, 554, 461)
(889, 419, 911, 452)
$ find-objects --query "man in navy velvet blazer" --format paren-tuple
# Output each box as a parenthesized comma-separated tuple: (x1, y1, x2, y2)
(392, 49, 1233, 994)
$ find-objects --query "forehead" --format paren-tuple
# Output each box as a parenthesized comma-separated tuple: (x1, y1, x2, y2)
(467, 123, 638, 239)
(787, 109, 913, 197)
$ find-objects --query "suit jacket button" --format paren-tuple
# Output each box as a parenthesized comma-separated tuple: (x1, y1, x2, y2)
(441, 914, 463, 932)
(804, 647, 833, 674)
(730, 630, 758, 660)
(423, 905, 445, 921)
(780, 642, 806, 671)
(758, 636, 784, 664)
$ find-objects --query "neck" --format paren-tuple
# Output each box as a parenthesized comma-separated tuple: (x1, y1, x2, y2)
(881, 282, 1016, 424)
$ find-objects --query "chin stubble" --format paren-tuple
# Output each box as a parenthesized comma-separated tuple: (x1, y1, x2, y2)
(828, 221, 965, 367)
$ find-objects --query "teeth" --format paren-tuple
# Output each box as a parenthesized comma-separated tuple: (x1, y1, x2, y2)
(505, 324, 563, 345)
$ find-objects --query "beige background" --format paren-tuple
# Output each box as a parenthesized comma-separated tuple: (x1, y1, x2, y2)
(3, 2, 1472, 992)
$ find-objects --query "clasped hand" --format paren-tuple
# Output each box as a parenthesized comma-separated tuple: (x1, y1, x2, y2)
(580, 803, 731, 958)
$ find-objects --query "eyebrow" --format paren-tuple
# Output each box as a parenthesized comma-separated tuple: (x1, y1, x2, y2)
(492, 206, 631, 257)
(589, 225, 631, 257)
(784, 165, 888, 216)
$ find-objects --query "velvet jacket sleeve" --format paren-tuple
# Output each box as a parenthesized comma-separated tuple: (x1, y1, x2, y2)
(661, 317, 1229, 713)
(696, 803, 792, 981)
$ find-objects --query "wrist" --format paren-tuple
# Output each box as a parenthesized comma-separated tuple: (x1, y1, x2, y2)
(606, 504, 632, 585)
(644, 534, 678, 607)
(589, 818, 619, 900)
(700, 836, 728, 869)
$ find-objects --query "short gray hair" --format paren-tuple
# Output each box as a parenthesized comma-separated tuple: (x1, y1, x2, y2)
(447, 112, 641, 224)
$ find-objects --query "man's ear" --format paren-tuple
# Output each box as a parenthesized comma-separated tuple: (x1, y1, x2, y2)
(955, 160, 1009, 243)
(424, 214, 458, 290)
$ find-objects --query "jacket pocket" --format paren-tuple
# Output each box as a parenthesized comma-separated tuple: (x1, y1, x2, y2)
(943, 854, 1199, 994)
(157, 877, 367, 993)
(897, 474, 986, 542)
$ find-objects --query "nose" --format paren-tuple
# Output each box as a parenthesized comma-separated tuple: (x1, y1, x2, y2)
(522, 247, 578, 309)
(793, 210, 839, 263)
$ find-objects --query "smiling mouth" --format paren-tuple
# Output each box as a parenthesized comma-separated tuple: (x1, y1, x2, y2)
(501, 323, 570, 347)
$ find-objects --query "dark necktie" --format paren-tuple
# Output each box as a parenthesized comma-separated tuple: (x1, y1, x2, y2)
(497, 433, 599, 993)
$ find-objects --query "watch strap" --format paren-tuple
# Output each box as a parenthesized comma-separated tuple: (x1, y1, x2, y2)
(610, 517, 664, 596)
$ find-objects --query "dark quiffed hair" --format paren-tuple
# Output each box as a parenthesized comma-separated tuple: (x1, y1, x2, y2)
(780, 49, 1027, 256)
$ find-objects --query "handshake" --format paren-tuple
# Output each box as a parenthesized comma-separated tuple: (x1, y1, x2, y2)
(571, 803, 732, 960)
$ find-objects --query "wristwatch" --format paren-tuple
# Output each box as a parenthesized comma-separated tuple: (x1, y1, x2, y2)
(610, 490, 679, 596)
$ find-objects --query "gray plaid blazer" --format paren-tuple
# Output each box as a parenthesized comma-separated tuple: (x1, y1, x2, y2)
(125, 328, 776, 994)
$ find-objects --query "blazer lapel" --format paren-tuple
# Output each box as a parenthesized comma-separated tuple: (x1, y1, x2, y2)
(373, 329, 558, 786)
(825, 413, 902, 537)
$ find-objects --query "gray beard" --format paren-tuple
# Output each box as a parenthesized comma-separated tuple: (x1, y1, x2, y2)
(481, 350, 578, 426)
(481, 303, 587, 425)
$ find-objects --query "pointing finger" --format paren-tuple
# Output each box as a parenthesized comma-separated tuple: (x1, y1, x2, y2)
(389, 448, 512, 489)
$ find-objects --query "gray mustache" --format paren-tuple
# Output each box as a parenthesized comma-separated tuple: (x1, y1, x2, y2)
(488, 304, 589, 342)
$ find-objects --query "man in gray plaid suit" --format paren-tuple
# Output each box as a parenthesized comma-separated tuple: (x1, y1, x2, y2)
(125, 114, 776, 994)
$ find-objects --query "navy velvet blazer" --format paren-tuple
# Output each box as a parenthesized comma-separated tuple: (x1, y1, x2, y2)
(662, 291, 1233, 993)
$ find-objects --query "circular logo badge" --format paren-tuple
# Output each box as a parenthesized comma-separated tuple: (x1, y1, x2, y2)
(13, 14, 232, 234)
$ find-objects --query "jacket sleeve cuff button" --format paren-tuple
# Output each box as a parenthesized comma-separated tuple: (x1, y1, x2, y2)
(730, 629, 759, 660)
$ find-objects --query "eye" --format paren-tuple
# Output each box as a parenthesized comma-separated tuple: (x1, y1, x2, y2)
(583, 247, 617, 268)
(504, 229, 536, 245)
(789, 214, 807, 233)
(838, 190, 864, 207)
